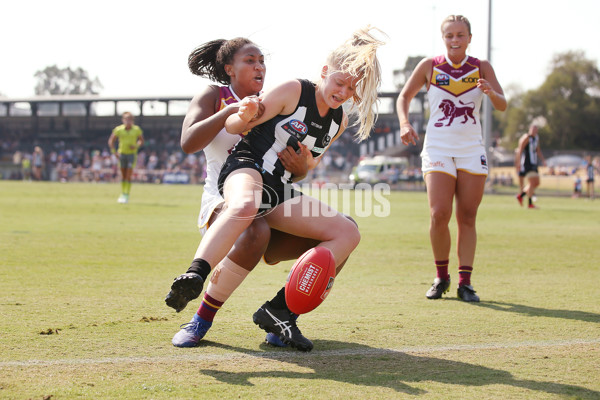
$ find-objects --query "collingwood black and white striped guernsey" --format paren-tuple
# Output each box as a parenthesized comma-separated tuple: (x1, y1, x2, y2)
(233, 79, 344, 183)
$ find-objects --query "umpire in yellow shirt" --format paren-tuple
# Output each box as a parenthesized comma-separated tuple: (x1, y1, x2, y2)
(108, 112, 144, 203)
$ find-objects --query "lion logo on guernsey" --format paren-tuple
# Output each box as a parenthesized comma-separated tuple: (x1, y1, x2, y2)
(436, 99, 476, 127)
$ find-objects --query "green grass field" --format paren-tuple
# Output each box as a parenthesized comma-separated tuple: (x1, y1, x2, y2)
(1, 181, 599, 399)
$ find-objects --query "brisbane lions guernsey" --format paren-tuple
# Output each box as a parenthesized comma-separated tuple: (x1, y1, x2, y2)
(233, 79, 344, 183)
(198, 85, 247, 231)
(202, 86, 246, 200)
(425, 55, 485, 157)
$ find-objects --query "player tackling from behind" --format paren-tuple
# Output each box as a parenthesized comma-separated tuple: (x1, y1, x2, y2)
(165, 37, 353, 351)
(397, 15, 506, 302)
(166, 27, 385, 351)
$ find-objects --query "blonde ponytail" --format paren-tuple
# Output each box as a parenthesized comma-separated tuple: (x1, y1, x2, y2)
(325, 26, 385, 141)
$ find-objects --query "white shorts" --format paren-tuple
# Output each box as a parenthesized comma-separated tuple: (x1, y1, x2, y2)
(197, 191, 224, 236)
(421, 152, 489, 178)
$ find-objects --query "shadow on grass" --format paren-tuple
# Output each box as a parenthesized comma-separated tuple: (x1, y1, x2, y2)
(196, 340, 598, 398)
(471, 300, 600, 324)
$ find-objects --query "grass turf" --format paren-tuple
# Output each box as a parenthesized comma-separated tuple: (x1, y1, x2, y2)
(0, 181, 599, 399)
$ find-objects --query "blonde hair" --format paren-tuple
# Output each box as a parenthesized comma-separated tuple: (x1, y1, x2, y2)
(325, 26, 385, 142)
(441, 15, 472, 35)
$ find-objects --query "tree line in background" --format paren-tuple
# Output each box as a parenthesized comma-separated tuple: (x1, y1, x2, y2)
(498, 51, 600, 151)
(6, 52, 600, 151)
(33, 65, 103, 96)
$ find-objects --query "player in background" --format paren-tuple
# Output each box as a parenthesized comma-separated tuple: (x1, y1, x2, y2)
(397, 15, 506, 302)
(165, 37, 354, 351)
(169, 27, 384, 351)
(584, 154, 597, 200)
(108, 112, 144, 203)
(515, 124, 546, 209)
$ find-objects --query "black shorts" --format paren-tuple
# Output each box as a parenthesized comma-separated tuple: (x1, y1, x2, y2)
(519, 166, 538, 177)
(217, 155, 302, 212)
(119, 153, 136, 170)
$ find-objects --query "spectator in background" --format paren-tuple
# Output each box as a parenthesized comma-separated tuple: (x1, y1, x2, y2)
(32, 146, 44, 180)
(573, 175, 582, 198)
(108, 112, 144, 203)
(12, 150, 22, 167)
(21, 153, 31, 180)
(91, 150, 103, 182)
(515, 124, 546, 209)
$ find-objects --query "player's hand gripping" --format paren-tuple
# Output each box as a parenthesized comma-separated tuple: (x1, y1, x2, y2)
(278, 142, 313, 178)
(237, 96, 261, 123)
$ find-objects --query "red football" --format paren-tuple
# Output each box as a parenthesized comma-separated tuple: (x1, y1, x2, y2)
(285, 247, 336, 315)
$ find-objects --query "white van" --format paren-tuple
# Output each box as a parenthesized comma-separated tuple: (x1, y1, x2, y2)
(349, 156, 409, 186)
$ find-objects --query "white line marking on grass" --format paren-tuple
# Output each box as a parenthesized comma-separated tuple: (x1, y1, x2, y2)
(1, 338, 599, 368)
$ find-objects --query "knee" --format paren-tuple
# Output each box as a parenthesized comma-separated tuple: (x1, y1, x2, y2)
(225, 196, 259, 220)
(231, 218, 271, 265)
(341, 214, 360, 248)
(342, 217, 361, 250)
(430, 207, 452, 227)
(456, 209, 478, 228)
(244, 218, 271, 247)
(325, 215, 361, 251)
(343, 213, 359, 229)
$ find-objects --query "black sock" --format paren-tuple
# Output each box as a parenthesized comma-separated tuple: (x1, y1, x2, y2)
(528, 197, 533, 206)
(269, 286, 289, 311)
(186, 258, 212, 281)
(519, 191, 526, 198)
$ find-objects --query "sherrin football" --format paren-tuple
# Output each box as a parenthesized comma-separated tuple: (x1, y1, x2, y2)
(285, 247, 336, 315)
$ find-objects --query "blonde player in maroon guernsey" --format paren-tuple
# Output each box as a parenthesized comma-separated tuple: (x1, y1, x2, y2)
(397, 15, 506, 302)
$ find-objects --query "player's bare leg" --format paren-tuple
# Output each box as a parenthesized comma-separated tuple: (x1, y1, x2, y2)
(255, 201, 359, 351)
(260, 216, 355, 348)
(170, 215, 271, 347)
(454, 171, 485, 302)
(424, 172, 454, 299)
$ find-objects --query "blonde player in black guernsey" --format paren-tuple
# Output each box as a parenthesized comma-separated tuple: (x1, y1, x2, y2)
(167, 38, 356, 351)
(184, 26, 384, 351)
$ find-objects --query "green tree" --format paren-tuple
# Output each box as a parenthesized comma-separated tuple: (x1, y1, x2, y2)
(500, 51, 600, 150)
(34, 65, 103, 95)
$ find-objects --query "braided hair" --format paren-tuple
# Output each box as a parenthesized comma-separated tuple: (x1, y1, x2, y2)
(188, 38, 255, 85)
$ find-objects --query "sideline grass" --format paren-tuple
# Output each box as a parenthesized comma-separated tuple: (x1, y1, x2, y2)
(1, 181, 599, 399)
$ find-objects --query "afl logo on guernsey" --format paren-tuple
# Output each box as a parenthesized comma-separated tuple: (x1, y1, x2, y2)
(436, 74, 450, 86)
(289, 119, 308, 135)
